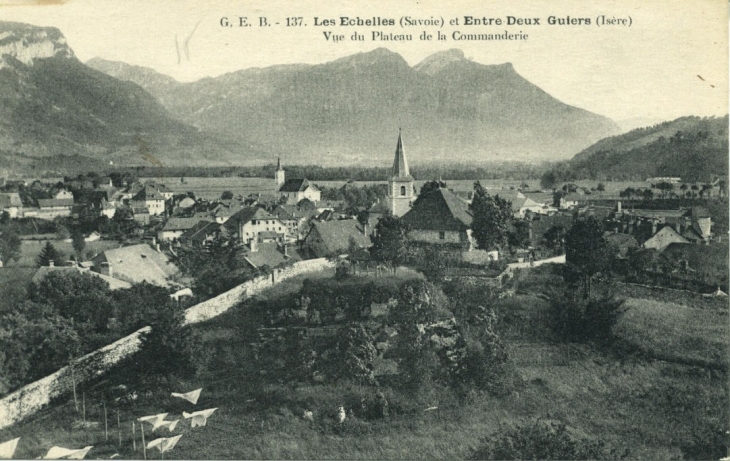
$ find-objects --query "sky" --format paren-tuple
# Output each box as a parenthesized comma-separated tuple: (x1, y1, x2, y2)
(1, 0, 728, 123)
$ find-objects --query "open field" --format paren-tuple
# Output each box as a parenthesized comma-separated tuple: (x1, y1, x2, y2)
(614, 298, 729, 370)
(0, 271, 725, 459)
(142, 177, 647, 200)
(12, 239, 121, 268)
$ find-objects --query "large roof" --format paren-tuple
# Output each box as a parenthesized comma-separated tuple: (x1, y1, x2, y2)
(92, 243, 178, 287)
(38, 198, 74, 208)
(279, 178, 317, 193)
(162, 217, 206, 232)
(0, 192, 22, 208)
(401, 188, 472, 231)
(132, 185, 165, 202)
(223, 206, 277, 231)
(243, 242, 301, 268)
(33, 265, 133, 290)
(181, 220, 221, 242)
(307, 219, 371, 255)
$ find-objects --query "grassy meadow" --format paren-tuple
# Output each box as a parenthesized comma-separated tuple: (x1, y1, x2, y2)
(12, 239, 121, 268)
(0, 266, 726, 459)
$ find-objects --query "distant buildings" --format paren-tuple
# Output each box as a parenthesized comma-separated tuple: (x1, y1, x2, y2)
(275, 158, 321, 204)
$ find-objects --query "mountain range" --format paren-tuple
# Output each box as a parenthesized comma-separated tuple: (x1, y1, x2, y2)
(87, 48, 621, 167)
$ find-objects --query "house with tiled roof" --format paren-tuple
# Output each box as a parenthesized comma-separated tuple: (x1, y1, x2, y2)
(243, 241, 301, 269)
(33, 265, 132, 291)
(401, 187, 473, 246)
(302, 219, 371, 258)
(0, 192, 23, 218)
(37, 197, 74, 219)
(224, 206, 288, 245)
(158, 217, 208, 242)
(181, 220, 221, 247)
(643, 225, 690, 251)
(131, 185, 166, 216)
(91, 243, 179, 287)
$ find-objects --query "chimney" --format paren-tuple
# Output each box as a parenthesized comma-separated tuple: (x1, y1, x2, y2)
(156, 243, 160, 252)
(49, 260, 54, 267)
(614, 226, 618, 234)
(617, 201, 622, 213)
(283, 243, 289, 257)
(250, 235, 258, 253)
(363, 222, 368, 235)
(152, 236, 157, 246)
(651, 219, 658, 235)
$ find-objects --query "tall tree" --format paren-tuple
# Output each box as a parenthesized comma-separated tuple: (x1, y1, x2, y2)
(419, 180, 447, 198)
(470, 182, 512, 251)
(36, 241, 62, 267)
(0, 228, 21, 265)
(72, 232, 86, 260)
(564, 216, 614, 299)
(370, 215, 410, 275)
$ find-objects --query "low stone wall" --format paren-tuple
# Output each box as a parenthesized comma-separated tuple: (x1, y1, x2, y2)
(508, 255, 565, 269)
(0, 258, 335, 430)
(0, 326, 149, 431)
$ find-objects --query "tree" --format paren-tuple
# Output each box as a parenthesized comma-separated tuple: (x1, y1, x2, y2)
(642, 189, 654, 201)
(332, 323, 378, 385)
(596, 182, 606, 192)
(36, 241, 62, 267)
(390, 280, 451, 390)
(220, 190, 234, 200)
(0, 228, 21, 265)
(72, 232, 86, 260)
(540, 170, 558, 191)
(470, 182, 512, 251)
(543, 225, 566, 254)
(564, 216, 614, 299)
(370, 215, 410, 275)
(508, 220, 531, 249)
(419, 180, 447, 198)
(134, 297, 203, 384)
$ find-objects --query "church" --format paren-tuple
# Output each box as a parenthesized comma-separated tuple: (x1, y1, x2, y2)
(274, 158, 321, 205)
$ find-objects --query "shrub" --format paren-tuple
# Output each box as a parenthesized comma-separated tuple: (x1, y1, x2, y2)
(550, 290, 626, 343)
(469, 419, 625, 460)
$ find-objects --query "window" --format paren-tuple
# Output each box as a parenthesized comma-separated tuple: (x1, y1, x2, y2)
(439, 231, 446, 240)
(400, 186, 406, 196)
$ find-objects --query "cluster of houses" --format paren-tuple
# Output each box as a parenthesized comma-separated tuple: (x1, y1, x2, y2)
(1, 131, 726, 291)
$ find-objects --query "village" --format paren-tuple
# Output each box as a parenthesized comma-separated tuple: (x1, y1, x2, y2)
(0, 133, 727, 460)
(0, 133, 726, 297)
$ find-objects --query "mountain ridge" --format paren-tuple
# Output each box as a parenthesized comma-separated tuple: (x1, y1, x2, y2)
(86, 47, 621, 166)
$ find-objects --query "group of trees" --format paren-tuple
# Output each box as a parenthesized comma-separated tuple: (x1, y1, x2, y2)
(174, 234, 261, 299)
(0, 271, 191, 394)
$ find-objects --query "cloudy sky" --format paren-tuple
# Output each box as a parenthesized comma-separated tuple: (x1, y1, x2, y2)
(2, 0, 727, 124)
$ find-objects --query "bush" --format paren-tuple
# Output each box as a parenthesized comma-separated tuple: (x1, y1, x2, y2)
(550, 290, 626, 343)
(470, 419, 625, 460)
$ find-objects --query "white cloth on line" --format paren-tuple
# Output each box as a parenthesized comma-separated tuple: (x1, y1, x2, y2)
(182, 408, 217, 428)
(0, 438, 20, 459)
(146, 435, 182, 453)
(43, 446, 93, 459)
(152, 419, 179, 433)
(171, 388, 202, 405)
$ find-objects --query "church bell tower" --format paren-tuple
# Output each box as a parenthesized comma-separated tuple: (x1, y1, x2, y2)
(274, 157, 285, 190)
(388, 130, 415, 217)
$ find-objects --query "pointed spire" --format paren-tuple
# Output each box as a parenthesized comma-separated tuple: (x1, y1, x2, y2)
(391, 129, 411, 179)
(276, 157, 282, 171)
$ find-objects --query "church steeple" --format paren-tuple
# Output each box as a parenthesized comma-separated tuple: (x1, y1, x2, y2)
(387, 130, 415, 217)
(391, 129, 413, 179)
(274, 157, 285, 190)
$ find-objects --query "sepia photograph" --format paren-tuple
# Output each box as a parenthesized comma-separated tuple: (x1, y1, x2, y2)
(0, 0, 727, 459)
